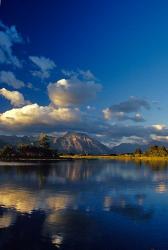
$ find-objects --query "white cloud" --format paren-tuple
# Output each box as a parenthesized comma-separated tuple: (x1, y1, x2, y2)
(0, 99, 168, 147)
(102, 123, 168, 146)
(152, 124, 166, 131)
(103, 108, 112, 120)
(48, 77, 102, 107)
(103, 97, 150, 122)
(0, 21, 23, 67)
(29, 56, 56, 79)
(0, 88, 28, 107)
(0, 71, 25, 89)
(150, 135, 168, 142)
(0, 104, 80, 130)
(103, 108, 145, 122)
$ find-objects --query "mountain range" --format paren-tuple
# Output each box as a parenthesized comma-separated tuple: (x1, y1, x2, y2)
(0, 135, 33, 147)
(0, 133, 167, 155)
(0, 132, 110, 155)
(112, 141, 168, 154)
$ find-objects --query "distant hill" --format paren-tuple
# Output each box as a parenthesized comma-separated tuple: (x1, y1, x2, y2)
(0, 139, 6, 148)
(53, 132, 110, 155)
(112, 143, 148, 154)
(112, 140, 168, 154)
(0, 135, 34, 146)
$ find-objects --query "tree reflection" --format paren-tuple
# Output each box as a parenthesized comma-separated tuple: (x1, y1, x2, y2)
(0, 160, 166, 249)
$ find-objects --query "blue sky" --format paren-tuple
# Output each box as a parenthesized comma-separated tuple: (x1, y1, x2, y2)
(0, 0, 168, 146)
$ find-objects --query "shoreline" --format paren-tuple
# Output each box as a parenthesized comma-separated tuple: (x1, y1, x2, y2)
(1, 155, 168, 163)
(59, 155, 168, 161)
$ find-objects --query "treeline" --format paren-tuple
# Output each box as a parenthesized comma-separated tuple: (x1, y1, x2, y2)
(0, 133, 58, 160)
(134, 145, 168, 157)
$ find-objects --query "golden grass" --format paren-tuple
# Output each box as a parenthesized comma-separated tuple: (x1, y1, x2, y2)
(60, 154, 168, 160)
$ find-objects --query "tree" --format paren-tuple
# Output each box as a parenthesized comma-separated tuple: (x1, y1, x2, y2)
(38, 133, 50, 149)
(145, 145, 168, 157)
(134, 148, 142, 155)
(0, 145, 16, 159)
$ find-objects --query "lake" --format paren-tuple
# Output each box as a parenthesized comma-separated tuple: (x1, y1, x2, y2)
(0, 159, 168, 250)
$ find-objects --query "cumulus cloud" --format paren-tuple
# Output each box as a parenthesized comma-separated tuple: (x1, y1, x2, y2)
(152, 124, 166, 131)
(0, 71, 25, 89)
(98, 123, 168, 147)
(150, 135, 168, 142)
(0, 21, 23, 67)
(0, 21, 165, 147)
(29, 56, 56, 79)
(0, 104, 80, 131)
(48, 77, 102, 107)
(0, 98, 168, 148)
(108, 96, 150, 113)
(103, 97, 150, 122)
(103, 108, 145, 122)
(0, 88, 29, 107)
(0, 103, 108, 135)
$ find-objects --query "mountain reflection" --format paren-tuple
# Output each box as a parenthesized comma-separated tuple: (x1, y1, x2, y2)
(0, 159, 168, 249)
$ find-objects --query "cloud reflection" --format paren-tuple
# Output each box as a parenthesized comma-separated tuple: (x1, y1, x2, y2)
(0, 211, 16, 229)
(0, 160, 167, 249)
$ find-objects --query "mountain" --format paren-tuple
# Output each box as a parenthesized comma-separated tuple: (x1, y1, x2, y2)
(112, 143, 148, 154)
(0, 135, 34, 146)
(53, 132, 110, 155)
(112, 140, 168, 154)
(1, 133, 168, 155)
(0, 139, 6, 148)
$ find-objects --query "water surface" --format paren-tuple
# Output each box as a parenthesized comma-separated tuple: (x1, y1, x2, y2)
(0, 159, 168, 249)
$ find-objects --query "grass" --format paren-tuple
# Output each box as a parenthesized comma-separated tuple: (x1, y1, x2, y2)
(60, 154, 168, 160)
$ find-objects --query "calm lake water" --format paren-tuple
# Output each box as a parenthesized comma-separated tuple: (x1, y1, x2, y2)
(0, 159, 168, 250)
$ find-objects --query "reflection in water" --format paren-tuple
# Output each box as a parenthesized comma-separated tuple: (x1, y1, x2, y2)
(155, 182, 167, 193)
(52, 234, 63, 248)
(0, 211, 16, 229)
(0, 188, 37, 213)
(103, 195, 153, 221)
(135, 194, 146, 205)
(0, 160, 168, 249)
(133, 158, 168, 169)
(47, 195, 74, 211)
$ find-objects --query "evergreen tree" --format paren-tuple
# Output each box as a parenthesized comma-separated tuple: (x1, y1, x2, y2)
(134, 148, 142, 155)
